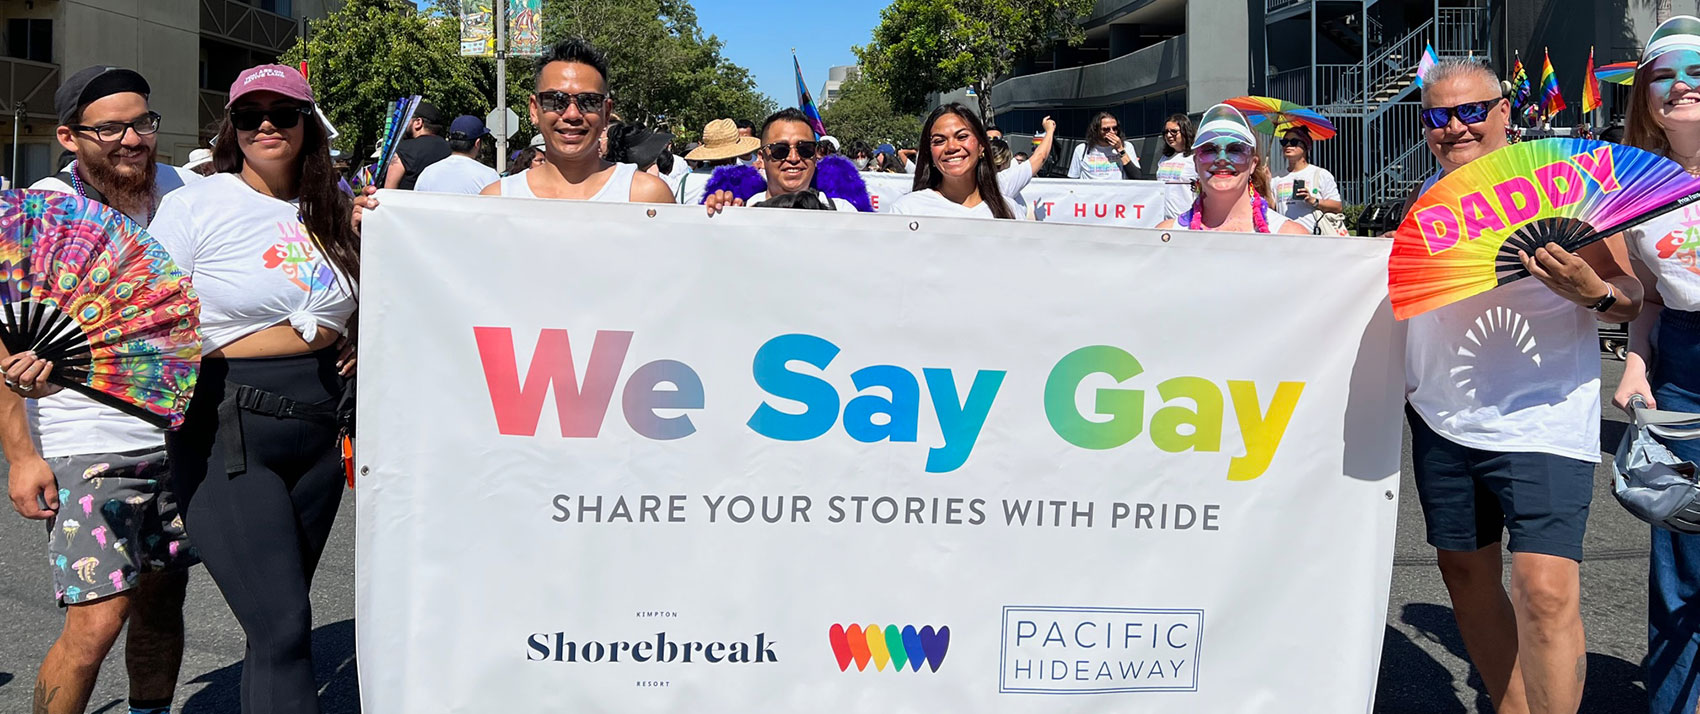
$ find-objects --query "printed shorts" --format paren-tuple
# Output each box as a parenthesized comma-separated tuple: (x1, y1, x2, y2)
(45, 447, 198, 606)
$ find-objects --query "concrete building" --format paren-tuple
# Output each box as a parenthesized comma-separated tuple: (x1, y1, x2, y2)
(819, 64, 856, 111)
(0, 0, 339, 187)
(953, 0, 1673, 204)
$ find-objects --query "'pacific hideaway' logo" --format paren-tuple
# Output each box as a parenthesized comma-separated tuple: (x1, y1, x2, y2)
(999, 606, 1202, 695)
(828, 624, 949, 673)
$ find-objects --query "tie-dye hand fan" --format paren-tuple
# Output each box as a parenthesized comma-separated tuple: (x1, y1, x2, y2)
(1390, 138, 1700, 319)
(0, 190, 200, 427)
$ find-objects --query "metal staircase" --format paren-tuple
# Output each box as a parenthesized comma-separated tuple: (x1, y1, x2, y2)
(1264, 0, 1491, 206)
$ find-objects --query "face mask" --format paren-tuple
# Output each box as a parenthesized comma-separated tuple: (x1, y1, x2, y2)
(853, 157, 870, 170)
(1650, 49, 1700, 97)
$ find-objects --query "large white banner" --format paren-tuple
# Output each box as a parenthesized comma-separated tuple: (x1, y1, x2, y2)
(860, 172, 1164, 226)
(358, 192, 1404, 713)
(675, 171, 1164, 226)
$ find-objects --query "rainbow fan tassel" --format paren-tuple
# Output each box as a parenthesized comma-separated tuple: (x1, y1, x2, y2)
(1391, 138, 1700, 319)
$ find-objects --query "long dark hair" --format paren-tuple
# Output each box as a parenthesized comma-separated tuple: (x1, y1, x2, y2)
(212, 103, 359, 282)
(1626, 60, 1671, 156)
(1162, 113, 1194, 157)
(911, 103, 1014, 219)
(1085, 111, 1119, 148)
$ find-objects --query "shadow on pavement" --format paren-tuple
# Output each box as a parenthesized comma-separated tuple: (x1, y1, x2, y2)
(182, 619, 360, 714)
(0, 672, 11, 688)
(1376, 603, 1647, 713)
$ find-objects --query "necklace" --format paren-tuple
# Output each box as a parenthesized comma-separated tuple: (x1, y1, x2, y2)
(66, 160, 156, 224)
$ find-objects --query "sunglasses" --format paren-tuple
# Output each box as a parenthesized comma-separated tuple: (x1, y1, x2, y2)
(69, 112, 162, 142)
(764, 141, 817, 161)
(1280, 137, 1308, 147)
(1196, 139, 1255, 162)
(229, 106, 311, 132)
(536, 90, 608, 116)
(1164, 129, 1182, 136)
(1419, 99, 1502, 130)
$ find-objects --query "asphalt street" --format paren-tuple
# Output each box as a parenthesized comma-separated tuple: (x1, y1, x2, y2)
(0, 357, 1661, 713)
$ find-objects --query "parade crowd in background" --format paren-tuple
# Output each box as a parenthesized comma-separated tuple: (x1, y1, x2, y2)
(8, 14, 1700, 714)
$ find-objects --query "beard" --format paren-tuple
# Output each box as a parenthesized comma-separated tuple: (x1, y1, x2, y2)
(79, 144, 157, 219)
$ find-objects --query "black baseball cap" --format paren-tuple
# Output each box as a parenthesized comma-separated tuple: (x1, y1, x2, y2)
(413, 101, 445, 125)
(56, 66, 151, 126)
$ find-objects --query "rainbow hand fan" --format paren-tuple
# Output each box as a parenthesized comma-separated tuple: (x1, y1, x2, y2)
(1391, 138, 1700, 320)
(0, 190, 201, 427)
(1595, 61, 1637, 85)
(358, 95, 421, 192)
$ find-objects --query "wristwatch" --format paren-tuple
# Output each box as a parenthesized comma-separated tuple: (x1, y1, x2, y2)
(1589, 284, 1618, 313)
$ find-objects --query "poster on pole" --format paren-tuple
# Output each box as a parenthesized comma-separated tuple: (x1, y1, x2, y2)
(507, 0, 544, 56)
(358, 193, 1404, 713)
(458, 0, 494, 57)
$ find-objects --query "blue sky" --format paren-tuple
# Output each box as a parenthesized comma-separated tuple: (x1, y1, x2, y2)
(417, 1, 881, 107)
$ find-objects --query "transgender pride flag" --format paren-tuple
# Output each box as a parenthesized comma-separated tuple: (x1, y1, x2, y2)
(794, 53, 827, 138)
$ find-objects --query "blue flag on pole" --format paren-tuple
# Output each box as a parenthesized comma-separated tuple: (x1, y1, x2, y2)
(795, 54, 827, 137)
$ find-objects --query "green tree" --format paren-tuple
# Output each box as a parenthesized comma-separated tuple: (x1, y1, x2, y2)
(856, 0, 1093, 127)
(540, 0, 774, 139)
(284, 0, 489, 161)
(820, 76, 922, 148)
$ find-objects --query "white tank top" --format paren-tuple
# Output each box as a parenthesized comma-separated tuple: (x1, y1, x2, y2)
(1404, 172, 1601, 462)
(1625, 204, 1700, 312)
(498, 162, 639, 201)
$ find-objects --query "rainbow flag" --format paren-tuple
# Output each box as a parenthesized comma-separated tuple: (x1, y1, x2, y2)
(1510, 56, 1530, 109)
(1582, 47, 1602, 113)
(1541, 49, 1566, 117)
(794, 54, 826, 138)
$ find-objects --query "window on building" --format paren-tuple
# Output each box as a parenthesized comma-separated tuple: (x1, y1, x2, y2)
(7, 19, 52, 64)
(259, 0, 294, 16)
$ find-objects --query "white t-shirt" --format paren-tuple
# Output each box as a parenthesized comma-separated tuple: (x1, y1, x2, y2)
(997, 161, 1032, 197)
(1169, 206, 1293, 233)
(26, 163, 200, 457)
(1271, 164, 1341, 232)
(891, 189, 1029, 220)
(413, 154, 500, 195)
(1068, 142, 1140, 180)
(1156, 153, 1198, 219)
(1625, 205, 1700, 312)
(149, 174, 358, 355)
(1405, 172, 1600, 462)
(747, 189, 859, 212)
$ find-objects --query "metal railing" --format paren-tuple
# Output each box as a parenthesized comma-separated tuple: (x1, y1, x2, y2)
(201, 0, 300, 53)
(0, 57, 58, 119)
(1267, 68, 1309, 104)
(1267, 0, 1309, 12)
(1437, 5, 1489, 58)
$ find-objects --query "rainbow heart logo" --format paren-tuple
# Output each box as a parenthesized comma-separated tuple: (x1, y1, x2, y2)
(828, 624, 950, 672)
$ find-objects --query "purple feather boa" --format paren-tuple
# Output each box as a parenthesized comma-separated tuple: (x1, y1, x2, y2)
(698, 156, 873, 212)
(700, 164, 767, 204)
(812, 155, 873, 212)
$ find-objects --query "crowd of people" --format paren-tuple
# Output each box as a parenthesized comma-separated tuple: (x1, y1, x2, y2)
(4, 16, 1700, 714)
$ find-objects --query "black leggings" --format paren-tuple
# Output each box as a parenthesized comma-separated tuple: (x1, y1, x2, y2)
(168, 349, 344, 714)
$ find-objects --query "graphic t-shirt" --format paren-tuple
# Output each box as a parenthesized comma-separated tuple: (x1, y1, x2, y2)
(1404, 172, 1600, 462)
(1156, 153, 1198, 219)
(396, 135, 453, 190)
(1068, 142, 1139, 180)
(1627, 205, 1700, 312)
(149, 174, 357, 354)
(26, 163, 199, 457)
(1271, 164, 1342, 232)
(891, 189, 1029, 220)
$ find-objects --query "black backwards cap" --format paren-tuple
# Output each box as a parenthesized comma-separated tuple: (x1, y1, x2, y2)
(55, 66, 151, 127)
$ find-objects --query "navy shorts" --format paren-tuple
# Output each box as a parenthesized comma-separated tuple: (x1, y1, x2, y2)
(1406, 405, 1595, 562)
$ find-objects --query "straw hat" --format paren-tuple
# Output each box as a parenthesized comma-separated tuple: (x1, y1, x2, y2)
(686, 118, 761, 161)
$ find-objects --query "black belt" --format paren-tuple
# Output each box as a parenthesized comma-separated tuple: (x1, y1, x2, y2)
(218, 382, 337, 476)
